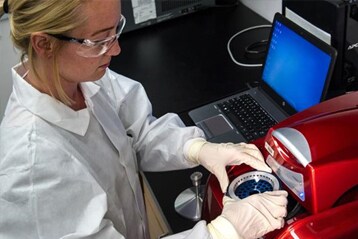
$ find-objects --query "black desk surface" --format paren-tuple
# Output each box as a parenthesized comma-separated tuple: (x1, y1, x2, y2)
(110, 2, 271, 234)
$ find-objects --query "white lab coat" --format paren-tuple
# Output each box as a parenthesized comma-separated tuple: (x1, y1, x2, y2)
(0, 64, 212, 239)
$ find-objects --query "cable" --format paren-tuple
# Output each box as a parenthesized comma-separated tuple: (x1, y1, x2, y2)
(227, 24, 271, 67)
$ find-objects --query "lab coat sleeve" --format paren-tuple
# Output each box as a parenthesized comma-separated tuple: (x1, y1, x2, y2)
(0, 128, 124, 239)
(162, 221, 212, 239)
(102, 70, 206, 171)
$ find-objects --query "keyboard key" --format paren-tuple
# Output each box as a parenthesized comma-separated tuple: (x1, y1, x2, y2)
(217, 94, 277, 141)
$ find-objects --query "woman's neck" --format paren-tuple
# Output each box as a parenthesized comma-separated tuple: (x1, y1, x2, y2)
(24, 65, 86, 111)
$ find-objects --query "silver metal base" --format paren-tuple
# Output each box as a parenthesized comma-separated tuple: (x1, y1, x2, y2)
(174, 185, 206, 221)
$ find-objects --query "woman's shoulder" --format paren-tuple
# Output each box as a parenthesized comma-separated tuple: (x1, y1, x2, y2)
(98, 68, 142, 90)
(93, 68, 146, 103)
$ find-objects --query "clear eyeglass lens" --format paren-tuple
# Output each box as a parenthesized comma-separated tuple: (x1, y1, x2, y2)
(76, 15, 125, 58)
(76, 36, 118, 57)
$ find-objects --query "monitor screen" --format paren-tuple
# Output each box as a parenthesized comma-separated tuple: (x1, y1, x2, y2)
(262, 19, 332, 112)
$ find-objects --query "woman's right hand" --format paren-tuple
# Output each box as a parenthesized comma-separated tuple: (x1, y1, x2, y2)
(207, 190, 288, 239)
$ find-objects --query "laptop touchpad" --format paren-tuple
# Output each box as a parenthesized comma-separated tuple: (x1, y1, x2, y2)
(196, 114, 234, 138)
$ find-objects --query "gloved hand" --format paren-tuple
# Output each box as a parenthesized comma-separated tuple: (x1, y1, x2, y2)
(207, 190, 288, 239)
(185, 138, 271, 192)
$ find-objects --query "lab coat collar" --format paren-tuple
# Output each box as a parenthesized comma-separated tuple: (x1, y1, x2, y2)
(12, 63, 101, 136)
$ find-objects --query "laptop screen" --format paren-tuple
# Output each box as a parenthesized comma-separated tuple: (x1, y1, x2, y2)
(262, 16, 334, 112)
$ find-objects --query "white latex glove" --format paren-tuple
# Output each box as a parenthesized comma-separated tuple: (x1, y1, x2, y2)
(185, 138, 272, 192)
(207, 190, 288, 239)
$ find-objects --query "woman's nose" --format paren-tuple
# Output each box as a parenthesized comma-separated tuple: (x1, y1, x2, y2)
(107, 40, 121, 56)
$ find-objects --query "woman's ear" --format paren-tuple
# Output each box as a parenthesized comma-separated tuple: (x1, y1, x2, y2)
(30, 32, 54, 58)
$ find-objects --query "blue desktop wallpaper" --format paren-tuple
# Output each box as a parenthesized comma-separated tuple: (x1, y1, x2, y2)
(262, 21, 332, 112)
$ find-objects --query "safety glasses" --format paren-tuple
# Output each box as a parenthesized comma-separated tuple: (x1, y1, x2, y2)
(49, 14, 126, 58)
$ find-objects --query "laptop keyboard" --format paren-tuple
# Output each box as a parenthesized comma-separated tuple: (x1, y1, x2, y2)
(217, 94, 277, 141)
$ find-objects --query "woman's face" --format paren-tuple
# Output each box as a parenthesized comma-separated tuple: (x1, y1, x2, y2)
(56, 0, 121, 85)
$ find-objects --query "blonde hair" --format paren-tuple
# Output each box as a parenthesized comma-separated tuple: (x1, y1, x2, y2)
(2, 0, 87, 105)
(0, 1, 4, 16)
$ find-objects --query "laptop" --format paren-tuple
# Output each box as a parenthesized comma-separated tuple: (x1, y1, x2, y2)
(189, 13, 337, 143)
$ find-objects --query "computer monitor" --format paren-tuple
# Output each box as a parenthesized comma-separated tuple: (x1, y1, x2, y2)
(121, 0, 215, 33)
(262, 15, 335, 112)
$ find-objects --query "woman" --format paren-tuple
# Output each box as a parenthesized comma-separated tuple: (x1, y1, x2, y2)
(0, 0, 288, 238)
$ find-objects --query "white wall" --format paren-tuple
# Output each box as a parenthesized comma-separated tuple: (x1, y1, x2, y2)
(240, 0, 282, 23)
(0, 15, 20, 120)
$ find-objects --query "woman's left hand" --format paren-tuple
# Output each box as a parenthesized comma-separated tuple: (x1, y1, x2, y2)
(186, 139, 271, 193)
